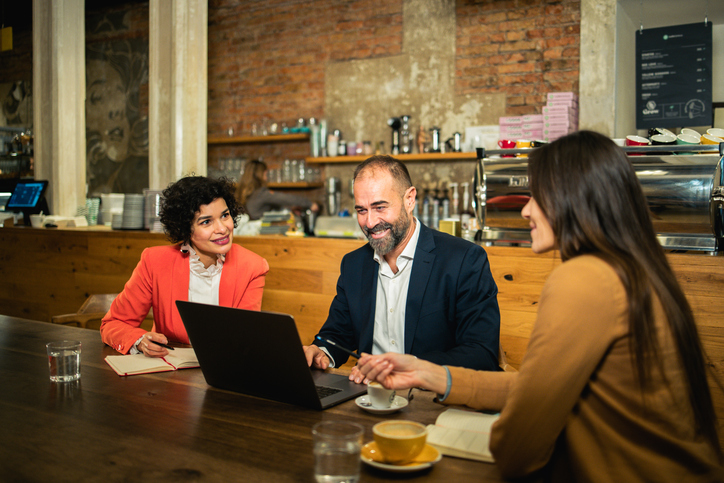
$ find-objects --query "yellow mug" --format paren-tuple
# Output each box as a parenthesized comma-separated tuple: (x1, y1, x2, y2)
(701, 134, 724, 145)
(372, 420, 427, 464)
(516, 139, 531, 158)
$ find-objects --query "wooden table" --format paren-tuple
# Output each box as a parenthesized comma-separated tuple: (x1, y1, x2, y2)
(0, 315, 507, 482)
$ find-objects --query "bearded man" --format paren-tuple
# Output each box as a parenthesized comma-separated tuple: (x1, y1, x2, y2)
(303, 155, 501, 381)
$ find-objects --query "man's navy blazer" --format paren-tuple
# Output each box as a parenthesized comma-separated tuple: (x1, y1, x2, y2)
(315, 222, 500, 370)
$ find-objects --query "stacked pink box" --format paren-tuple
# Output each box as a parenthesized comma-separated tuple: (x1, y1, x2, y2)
(499, 115, 545, 142)
(521, 114, 543, 140)
(543, 92, 579, 142)
(499, 116, 523, 140)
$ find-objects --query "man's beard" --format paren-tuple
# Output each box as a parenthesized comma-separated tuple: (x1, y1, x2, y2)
(364, 210, 411, 256)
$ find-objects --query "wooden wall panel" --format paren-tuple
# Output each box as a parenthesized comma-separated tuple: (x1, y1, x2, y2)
(2, 227, 723, 444)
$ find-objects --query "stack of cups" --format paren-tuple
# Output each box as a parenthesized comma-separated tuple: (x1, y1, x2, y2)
(85, 198, 100, 225)
(100, 193, 125, 227)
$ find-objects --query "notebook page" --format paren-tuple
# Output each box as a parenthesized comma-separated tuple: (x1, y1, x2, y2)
(162, 348, 199, 369)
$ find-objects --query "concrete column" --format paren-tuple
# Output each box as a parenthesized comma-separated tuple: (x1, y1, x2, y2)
(33, 0, 86, 216)
(149, 0, 208, 189)
(579, 0, 617, 136)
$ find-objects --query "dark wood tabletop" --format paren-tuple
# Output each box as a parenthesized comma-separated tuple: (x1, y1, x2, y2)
(0, 315, 508, 482)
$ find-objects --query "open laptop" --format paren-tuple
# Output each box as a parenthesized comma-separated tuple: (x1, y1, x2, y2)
(175, 300, 367, 410)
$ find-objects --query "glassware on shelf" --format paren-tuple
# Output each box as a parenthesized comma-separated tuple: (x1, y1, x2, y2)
(282, 159, 292, 182)
(291, 159, 299, 182)
(298, 159, 306, 181)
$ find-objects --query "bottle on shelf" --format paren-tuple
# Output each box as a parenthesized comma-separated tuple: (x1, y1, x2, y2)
(413, 188, 420, 219)
(460, 182, 477, 241)
(441, 185, 450, 220)
(421, 188, 430, 227)
(400, 115, 412, 154)
(309, 118, 320, 157)
(431, 189, 440, 230)
(449, 182, 459, 220)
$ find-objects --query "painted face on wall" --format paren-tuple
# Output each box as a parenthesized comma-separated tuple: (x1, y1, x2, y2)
(86, 58, 130, 162)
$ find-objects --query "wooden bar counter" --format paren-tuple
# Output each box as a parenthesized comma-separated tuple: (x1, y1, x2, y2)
(1, 225, 723, 443)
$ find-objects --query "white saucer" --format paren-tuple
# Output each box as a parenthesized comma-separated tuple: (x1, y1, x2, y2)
(355, 395, 408, 414)
(360, 442, 441, 472)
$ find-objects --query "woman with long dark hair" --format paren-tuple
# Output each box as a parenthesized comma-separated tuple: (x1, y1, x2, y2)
(356, 131, 722, 481)
(236, 159, 319, 220)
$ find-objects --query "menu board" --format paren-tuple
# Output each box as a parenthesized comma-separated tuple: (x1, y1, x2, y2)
(636, 22, 712, 129)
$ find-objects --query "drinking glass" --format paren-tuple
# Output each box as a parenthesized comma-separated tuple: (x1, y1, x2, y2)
(312, 421, 363, 483)
(46, 340, 81, 382)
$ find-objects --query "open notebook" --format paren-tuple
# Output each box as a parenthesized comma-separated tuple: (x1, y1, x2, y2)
(426, 408, 501, 462)
(105, 348, 199, 376)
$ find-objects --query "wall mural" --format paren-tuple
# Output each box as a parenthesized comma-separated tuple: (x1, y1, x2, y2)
(86, 38, 149, 195)
(0, 81, 32, 128)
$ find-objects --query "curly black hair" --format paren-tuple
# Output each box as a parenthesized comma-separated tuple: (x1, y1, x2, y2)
(159, 176, 244, 244)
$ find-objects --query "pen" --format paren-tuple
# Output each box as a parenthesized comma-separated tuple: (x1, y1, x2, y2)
(315, 336, 360, 359)
(150, 339, 175, 351)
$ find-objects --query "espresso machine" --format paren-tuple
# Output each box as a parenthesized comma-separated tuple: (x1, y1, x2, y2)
(472, 143, 724, 252)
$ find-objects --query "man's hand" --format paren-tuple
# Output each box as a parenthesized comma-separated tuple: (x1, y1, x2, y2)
(303, 345, 330, 369)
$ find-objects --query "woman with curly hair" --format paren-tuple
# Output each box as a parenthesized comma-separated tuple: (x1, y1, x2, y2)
(100, 176, 269, 355)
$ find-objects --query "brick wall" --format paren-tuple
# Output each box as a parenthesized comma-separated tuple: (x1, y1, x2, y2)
(456, 0, 580, 116)
(0, 1, 581, 165)
(208, 0, 403, 137)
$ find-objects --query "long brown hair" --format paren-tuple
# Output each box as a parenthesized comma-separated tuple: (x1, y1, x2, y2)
(236, 159, 267, 206)
(528, 130, 720, 454)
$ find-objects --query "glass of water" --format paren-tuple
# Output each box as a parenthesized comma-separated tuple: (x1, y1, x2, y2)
(46, 340, 81, 383)
(312, 420, 364, 483)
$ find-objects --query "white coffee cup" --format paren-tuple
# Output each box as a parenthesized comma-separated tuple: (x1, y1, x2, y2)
(707, 128, 724, 139)
(29, 213, 46, 228)
(367, 381, 396, 408)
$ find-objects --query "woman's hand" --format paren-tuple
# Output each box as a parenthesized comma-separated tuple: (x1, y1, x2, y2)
(138, 332, 170, 358)
(356, 353, 448, 394)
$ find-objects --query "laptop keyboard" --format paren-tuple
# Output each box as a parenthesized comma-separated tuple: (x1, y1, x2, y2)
(316, 385, 343, 399)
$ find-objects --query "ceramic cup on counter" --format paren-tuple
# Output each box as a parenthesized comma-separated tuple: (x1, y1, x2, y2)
(680, 128, 701, 140)
(498, 139, 515, 158)
(676, 134, 700, 145)
(625, 135, 650, 155)
(367, 381, 396, 409)
(372, 420, 428, 465)
(29, 213, 46, 228)
(515, 139, 531, 158)
(701, 133, 724, 145)
(707, 128, 724, 139)
(675, 133, 700, 154)
(625, 135, 650, 147)
(650, 133, 677, 145)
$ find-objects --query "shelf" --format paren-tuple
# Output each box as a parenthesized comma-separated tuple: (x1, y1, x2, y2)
(305, 152, 477, 164)
(208, 133, 310, 145)
(267, 181, 324, 189)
